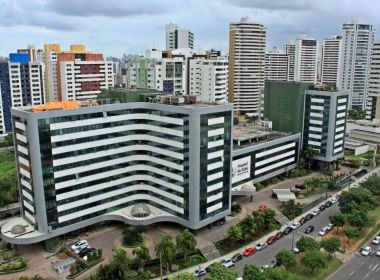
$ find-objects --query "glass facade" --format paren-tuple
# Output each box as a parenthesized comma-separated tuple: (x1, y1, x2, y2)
(37, 108, 190, 230)
(199, 112, 231, 221)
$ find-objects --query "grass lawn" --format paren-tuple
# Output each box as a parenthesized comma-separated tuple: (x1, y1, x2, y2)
(0, 150, 16, 176)
(290, 257, 342, 280)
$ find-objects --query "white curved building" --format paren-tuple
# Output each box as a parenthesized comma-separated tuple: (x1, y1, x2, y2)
(2, 101, 233, 244)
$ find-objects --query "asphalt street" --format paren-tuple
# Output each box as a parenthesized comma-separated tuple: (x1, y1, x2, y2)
(231, 203, 340, 274)
(328, 235, 380, 280)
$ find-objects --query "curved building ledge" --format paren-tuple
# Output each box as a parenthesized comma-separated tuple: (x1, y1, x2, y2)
(1, 205, 188, 245)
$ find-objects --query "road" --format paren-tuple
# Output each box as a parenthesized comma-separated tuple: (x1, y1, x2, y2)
(232, 204, 340, 273)
(328, 235, 380, 280)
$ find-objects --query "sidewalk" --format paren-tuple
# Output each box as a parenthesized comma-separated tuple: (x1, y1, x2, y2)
(154, 167, 380, 279)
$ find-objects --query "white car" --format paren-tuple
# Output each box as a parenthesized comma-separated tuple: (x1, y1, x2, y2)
(361, 246, 372, 256)
(256, 242, 268, 251)
(376, 250, 380, 257)
(292, 247, 300, 253)
(372, 236, 380, 245)
(312, 209, 321, 216)
(290, 222, 301, 230)
(222, 259, 234, 268)
(330, 197, 337, 204)
(71, 240, 89, 251)
(319, 227, 328, 236)
(325, 223, 333, 231)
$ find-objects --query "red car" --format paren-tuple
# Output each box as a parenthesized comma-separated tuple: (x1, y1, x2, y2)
(258, 204, 268, 212)
(266, 235, 276, 245)
(243, 247, 257, 257)
(299, 217, 306, 225)
(275, 231, 284, 240)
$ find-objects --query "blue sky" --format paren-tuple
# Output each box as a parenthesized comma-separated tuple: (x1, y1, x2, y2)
(0, 0, 379, 57)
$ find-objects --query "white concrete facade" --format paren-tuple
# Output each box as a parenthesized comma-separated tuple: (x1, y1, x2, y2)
(265, 48, 288, 81)
(189, 59, 228, 103)
(339, 21, 374, 109)
(321, 36, 342, 86)
(166, 23, 194, 50)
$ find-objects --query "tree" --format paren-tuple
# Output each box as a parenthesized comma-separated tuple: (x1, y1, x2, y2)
(122, 226, 144, 246)
(343, 226, 360, 243)
(155, 234, 176, 274)
(227, 225, 242, 244)
(297, 236, 320, 252)
(348, 209, 372, 231)
(207, 263, 239, 280)
(132, 245, 150, 271)
(112, 248, 130, 280)
(239, 215, 257, 240)
(169, 272, 196, 280)
(275, 249, 296, 269)
(348, 108, 365, 120)
(243, 264, 265, 280)
(321, 237, 341, 259)
(301, 250, 328, 273)
(329, 213, 347, 233)
(360, 176, 380, 196)
(252, 211, 265, 231)
(262, 268, 297, 280)
(262, 208, 276, 228)
(325, 173, 344, 190)
(5, 132, 13, 150)
(302, 146, 318, 169)
(339, 188, 376, 214)
(176, 229, 197, 261)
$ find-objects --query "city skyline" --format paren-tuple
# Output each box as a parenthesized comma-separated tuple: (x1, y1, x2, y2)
(0, 0, 379, 57)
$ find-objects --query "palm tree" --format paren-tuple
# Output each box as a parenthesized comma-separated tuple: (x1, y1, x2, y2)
(302, 146, 318, 169)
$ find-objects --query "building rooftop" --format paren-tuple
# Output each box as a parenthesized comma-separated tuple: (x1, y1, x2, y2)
(233, 121, 292, 149)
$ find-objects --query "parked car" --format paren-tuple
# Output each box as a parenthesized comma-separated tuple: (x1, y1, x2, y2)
(268, 258, 277, 268)
(79, 247, 95, 258)
(221, 259, 234, 268)
(258, 204, 268, 212)
(275, 231, 284, 240)
(292, 247, 300, 253)
(194, 268, 207, 277)
(256, 242, 268, 251)
(74, 244, 90, 254)
(304, 225, 314, 234)
(290, 222, 301, 230)
(295, 184, 306, 190)
(231, 253, 243, 263)
(319, 204, 326, 212)
(319, 227, 329, 236)
(305, 213, 314, 221)
(360, 246, 372, 256)
(330, 197, 338, 204)
(243, 247, 257, 256)
(376, 249, 380, 257)
(283, 227, 293, 235)
(299, 217, 306, 225)
(324, 201, 333, 208)
(266, 236, 276, 245)
(312, 209, 321, 216)
(71, 240, 89, 251)
(325, 223, 333, 231)
(372, 236, 380, 245)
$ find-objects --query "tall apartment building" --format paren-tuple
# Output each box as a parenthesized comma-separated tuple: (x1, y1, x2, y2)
(265, 48, 288, 81)
(0, 53, 45, 133)
(58, 53, 114, 101)
(17, 45, 43, 63)
(303, 89, 348, 164)
(189, 58, 228, 103)
(339, 21, 374, 109)
(293, 35, 318, 83)
(127, 57, 186, 95)
(166, 23, 194, 50)
(320, 36, 342, 86)
(366, 41, 380, 120)
(229, 17, 266, 115)
(285, 42, 296, 81)
(44, 44, 114, 101)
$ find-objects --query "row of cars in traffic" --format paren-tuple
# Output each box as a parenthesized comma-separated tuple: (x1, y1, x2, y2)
(360, 234, 380, 257)
(70, 240, 95, 261)
(194, 196, 339, 277)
